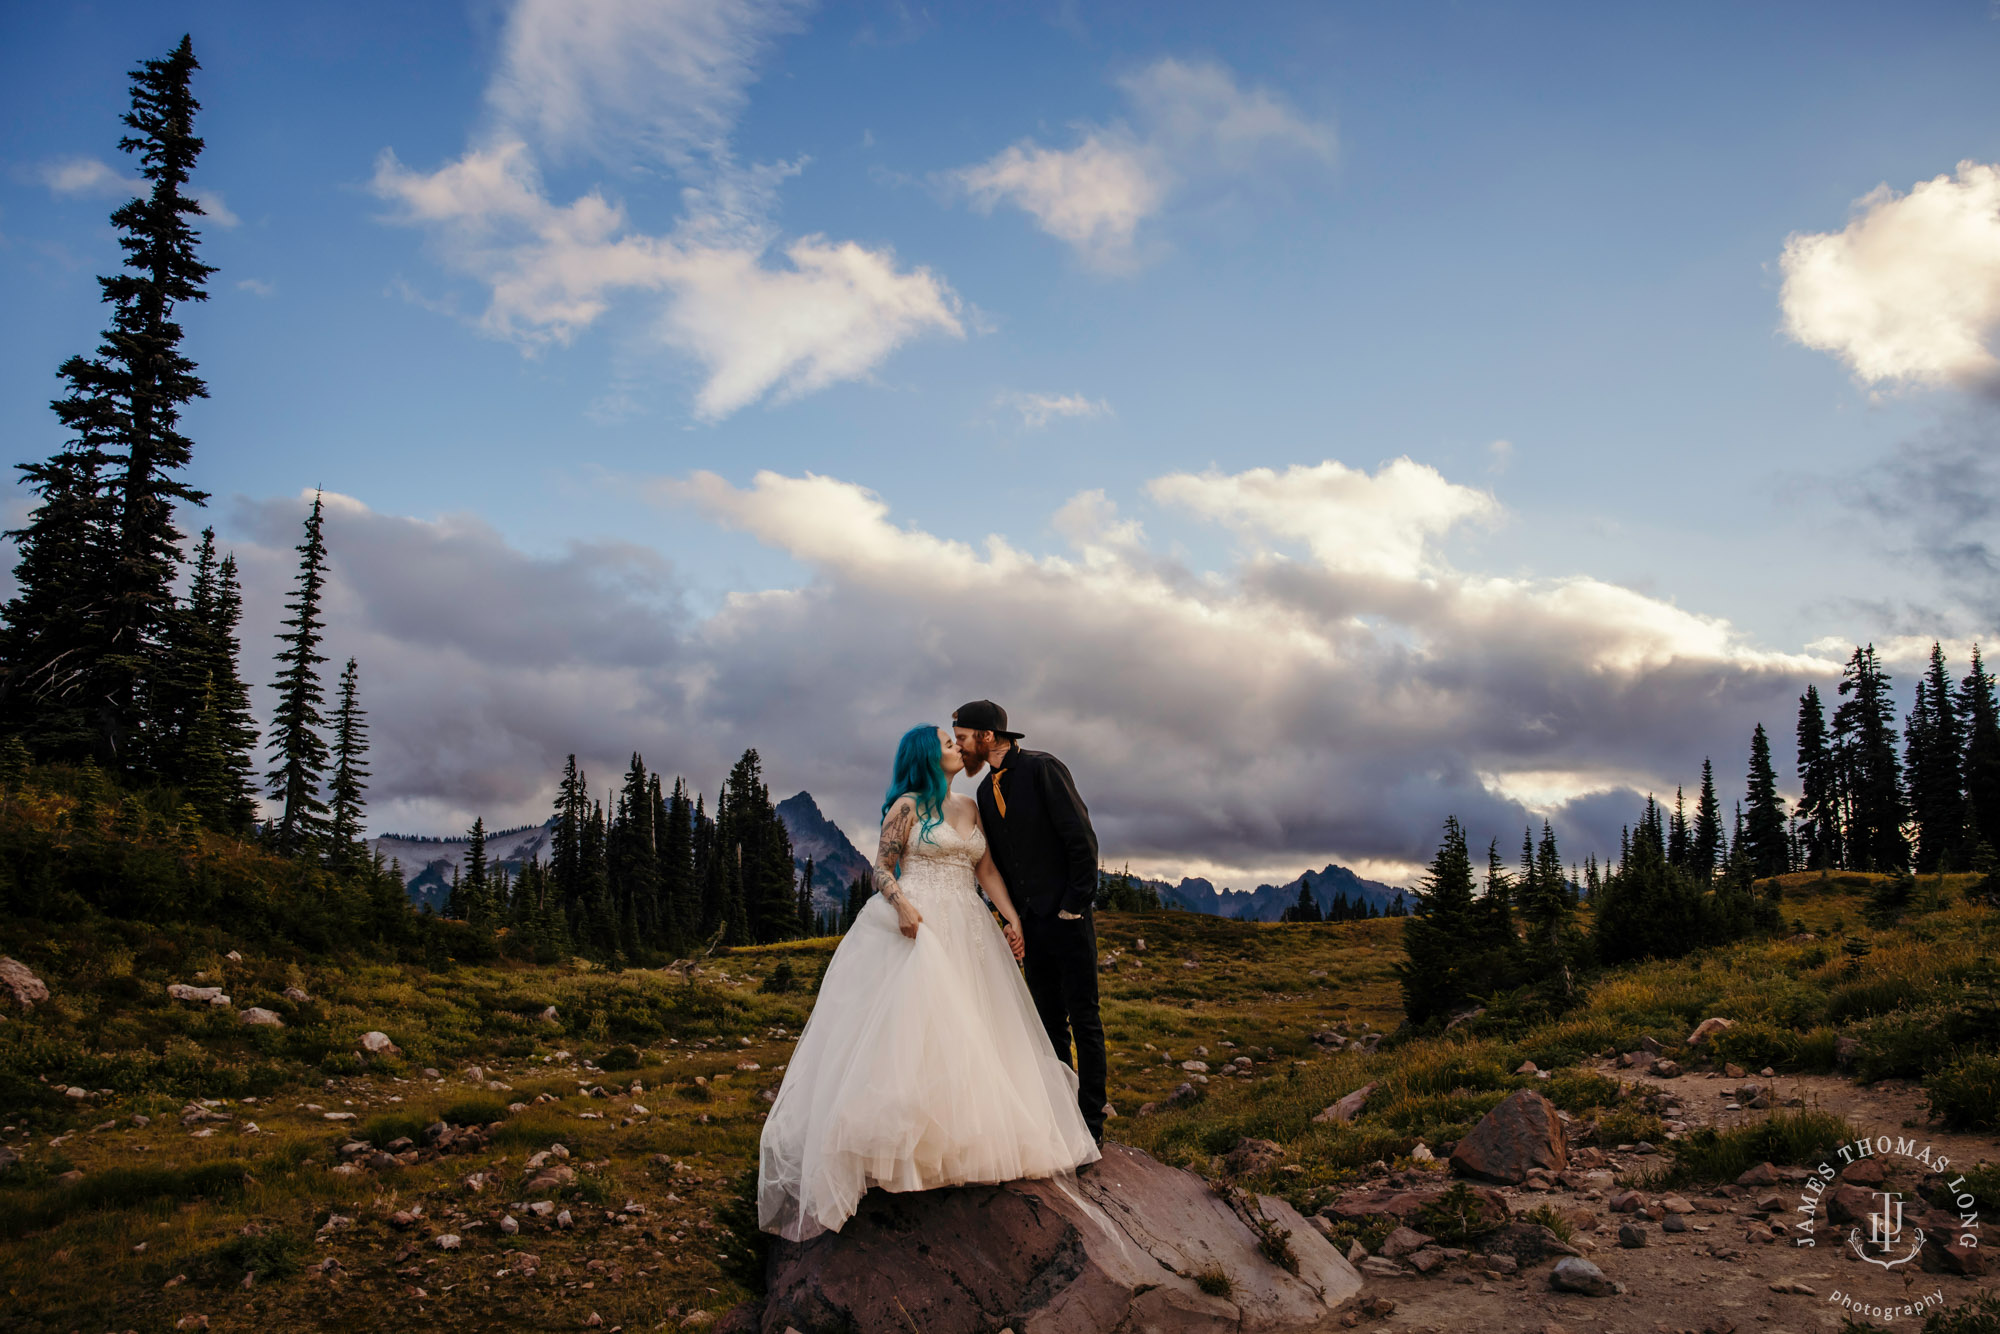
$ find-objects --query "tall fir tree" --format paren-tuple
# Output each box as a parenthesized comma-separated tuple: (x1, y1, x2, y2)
(1594, 796, 1705, 963)
(1395, 817, 1479, 1023)
(325, 657, 369, 871)
(462, 817, 490, 929)
(1691, 757, 1722, 881)
(9, 38, 218, 771)
(608, 754, 660, 950)
(1906, 642, 1969, 872)
(1832, 645, 1911, 872)
(207, 554, 258, 829)
(1958, 645, 2000, 864)
(797, 856, 817, 934)
(179, 676, 233, 830)
(1796, 684, 1842, 870)
(1743, 722, 1791, 878)
(1522, 820, 1582, 1006)
(150, 525, 221, 782)
(661, 777, 697, 948)
(265, 492, 331, 857)
(1667, 787, 1691, 871)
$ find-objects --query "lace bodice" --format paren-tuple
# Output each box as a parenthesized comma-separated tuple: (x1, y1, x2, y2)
(896, 816, 986, 897)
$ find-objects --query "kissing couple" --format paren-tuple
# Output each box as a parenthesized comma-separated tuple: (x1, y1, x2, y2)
(756, 700, 1108, 1242)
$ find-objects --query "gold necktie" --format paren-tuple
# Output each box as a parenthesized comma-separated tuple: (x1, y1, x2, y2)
(991, 767, 1008, 818)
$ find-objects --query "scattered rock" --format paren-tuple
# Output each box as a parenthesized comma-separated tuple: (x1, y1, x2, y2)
(1734, 1162, 1781, 1187)
(1768, 1279, 1815, 1295)
(240, 1008, 283, 1027)
(1723, 1062, 1745, 1078)
(1378, 1226, 1433, 1259)
(1661, 1193, 1695, 1214)
(556, 1210, 574, 1230)
(358, 1031, 399, 1056)
(1841, 1158, 1886, 1187)
(435, 1234, 461, 1250)
(1616, 1223, 1647, 1248)
(1223, 1137, 1283, 1176)
(0, 957, 50, 1011)
(283, 986, 312, 1003)
(1320, 1184, 1509, 1230)
(1549, 1255, 1622, 1297)
(1686, 1017, 1735, 1046)
(1661, 1213, 1687, 1233)
(1651, 1059, 1682, 1078)
(1449, 1089, 1568, 1185)
(540, 1006, 559, 1023)
(1406, 1246, 1447, 1274)
(1515, 1060, 1538, 1075)
(166, 983, 225, 1004)
(500, 1215, 519, 1235)
(225, 950, 243, 962)
(1312, 1088, 1376, 1128)
(760, 1142, 1361, 1332)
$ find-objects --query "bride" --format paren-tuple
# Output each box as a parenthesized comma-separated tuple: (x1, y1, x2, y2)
(757, 724, 1102, 1241)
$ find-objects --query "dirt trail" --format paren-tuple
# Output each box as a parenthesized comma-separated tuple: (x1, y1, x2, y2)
(1352, 1064, 1997, 1334)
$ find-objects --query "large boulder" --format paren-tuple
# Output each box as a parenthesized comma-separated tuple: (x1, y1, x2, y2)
(0, 957, 49, 1011)
(761, 1143, 1363, 1333)
(1449, 1089, 1567, 1185)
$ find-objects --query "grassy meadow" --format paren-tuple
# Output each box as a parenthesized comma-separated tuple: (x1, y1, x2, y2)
(3, 868, 1997, 1331)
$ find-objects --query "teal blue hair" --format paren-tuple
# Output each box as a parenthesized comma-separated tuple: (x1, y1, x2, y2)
(883, 724, 949, 847)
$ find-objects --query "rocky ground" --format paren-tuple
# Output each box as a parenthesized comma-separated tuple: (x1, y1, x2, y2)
(1313, 1060, 1995, 1334)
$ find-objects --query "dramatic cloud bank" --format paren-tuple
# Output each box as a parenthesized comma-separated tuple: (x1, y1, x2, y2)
(373, 0, 962, 419)
(1780, 160, 2000, 393)
(223, 458, 1833, 887)
(950, 57, 1334, 271)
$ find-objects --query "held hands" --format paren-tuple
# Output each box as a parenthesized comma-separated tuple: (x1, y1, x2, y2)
(1002, 917, 1026, 962)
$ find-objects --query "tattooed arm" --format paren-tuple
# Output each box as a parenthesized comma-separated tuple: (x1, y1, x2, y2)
(875, 796, 924, 939)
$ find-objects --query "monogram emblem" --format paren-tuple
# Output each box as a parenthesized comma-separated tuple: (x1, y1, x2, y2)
(1847, 1190, 1925, 1269)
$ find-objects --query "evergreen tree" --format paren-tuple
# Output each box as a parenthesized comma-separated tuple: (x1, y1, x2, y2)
(1906, 643, 1969, 872)
(1667, 787, 1691, 871)
(1957, 645, 2000, 863)
(150, 525, 221, 781)
(1691, 758, 1722, 881)
(207, 554, 258, 829)
(265, 492, 331, 857)
(1396, 817, 1480, 1023)
(326, 657, 369, 871)
(463, 816, 490, 929)
(1595, 796, 1705, 964)
(551, 754, 588, 915)
(661, 777, 696, 948)
(179, 676, 233, 830)
(1743, 722, 1791, 878)
(609, 753, 659, 948)
(798, 856, 817, 934)
(1796, 685, 1842, 870)
(1286, 881, 1321, 923)
(720, 749, 796, 944)
(843, 872, 872, 930)
(1522, 821, 1582, 1006)
(1832, 645, 1910, 872)
(0, 410, 115, 759)
(3, 39, 218, 772)
(1477, 838, 1516, 968)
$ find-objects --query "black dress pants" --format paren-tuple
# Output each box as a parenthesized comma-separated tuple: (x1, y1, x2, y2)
(1020, 907, 1108, 1142)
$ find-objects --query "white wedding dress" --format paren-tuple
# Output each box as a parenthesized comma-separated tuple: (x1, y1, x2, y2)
(757, 814, 1101, 1241)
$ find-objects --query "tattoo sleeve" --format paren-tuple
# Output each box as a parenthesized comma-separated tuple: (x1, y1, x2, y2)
(873, 801, 916, 907)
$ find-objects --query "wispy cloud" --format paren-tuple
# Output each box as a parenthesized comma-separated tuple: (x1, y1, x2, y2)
(236, 278, 275, 297)
(1001, 390, 1111, 429)
(375, 0, 963, 420)
(949, 57, 1334, 272)
(1780, 160, 2000, 394)
(35, 156, 130, 197)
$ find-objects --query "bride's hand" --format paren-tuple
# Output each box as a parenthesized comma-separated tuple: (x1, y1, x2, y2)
(896, 900, 923, 939)
(1002, 918, 1025, 961)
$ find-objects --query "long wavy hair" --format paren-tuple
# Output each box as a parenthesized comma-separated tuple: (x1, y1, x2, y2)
(882, 724, 949, 848)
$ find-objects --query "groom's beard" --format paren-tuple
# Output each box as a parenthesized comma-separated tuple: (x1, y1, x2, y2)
(960, 753, 987, 777)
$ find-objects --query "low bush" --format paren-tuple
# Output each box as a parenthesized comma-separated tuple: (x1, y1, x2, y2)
(1924, 1054, 2000, 1132)
(209, 1226, 309, 1282)
(439, 1097, 508, 1127)
(1654, 1110, 1851, 1187)
(0, 1161, 251, 1238)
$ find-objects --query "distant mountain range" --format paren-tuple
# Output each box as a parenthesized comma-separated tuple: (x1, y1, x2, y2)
(370, 821, 556, 914)
(1134, 863, 1412, 921)
(371, 793, 1410, 924)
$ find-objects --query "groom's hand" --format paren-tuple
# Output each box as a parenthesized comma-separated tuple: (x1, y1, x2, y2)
(1003, 921, 1025, 961)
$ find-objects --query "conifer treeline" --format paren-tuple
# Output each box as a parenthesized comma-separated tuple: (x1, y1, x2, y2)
(441, 748, 814, 966)
(0, 38, 378, 876)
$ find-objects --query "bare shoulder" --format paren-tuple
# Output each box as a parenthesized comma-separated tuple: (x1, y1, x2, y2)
(949, 792, 981, 823)
(882, 794, 917, 825)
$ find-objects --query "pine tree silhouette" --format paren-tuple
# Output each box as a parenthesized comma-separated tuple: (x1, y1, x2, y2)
(265, 492, 331, 857)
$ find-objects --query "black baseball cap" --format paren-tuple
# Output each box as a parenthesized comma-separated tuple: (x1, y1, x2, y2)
(952, 699, 1023, 739)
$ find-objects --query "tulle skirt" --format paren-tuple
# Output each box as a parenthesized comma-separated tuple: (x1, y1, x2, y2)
(757, 882, 1101, 1241)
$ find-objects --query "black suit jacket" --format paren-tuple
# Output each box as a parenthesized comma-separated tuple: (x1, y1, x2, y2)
(975, 746, 1098, 918)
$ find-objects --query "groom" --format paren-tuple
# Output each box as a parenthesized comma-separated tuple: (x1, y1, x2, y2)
(953, 700, 1107, 1146)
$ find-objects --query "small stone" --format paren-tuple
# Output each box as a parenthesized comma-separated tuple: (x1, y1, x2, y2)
(435, 1233, 461, 1250)
(0, 957, 50, 1011)
(358, 1031, 399, 1055)
(1769, 1279, 1815, 1295)
(500, 1215, 519, 1235)
(283, 986, 311, 1002)
(1406, 1246, 1447, 1273)
(1662, 1194, 1695, 1213)
(1735, 1162, 1780, 1187)
(556, 1209, 573, 1230)
(175, 1317, 210, 1331)
(1180, 1060, 1209, 1073)
(1549, 1255, 1621, 1297)
(529, 1201, 555, 1217)
(1315, 1082, 1378, 1124)
(1515, 1060, 1538, 1075)
(322, 1111, 356, 1122)
(540, 1005, 559, 1022)
(1617, 1223, 1647, 1248)
(391, 1210, 418, 1228)
(585, 1315, 603, 1328)
(1651, 1059, 1682, 1078)
(1607, 1189, 1644, 1212)
(240, 1007, 283, 1027)
(1723, 1063, 1745, 1078)
(1378, 1226, 1434, 1259)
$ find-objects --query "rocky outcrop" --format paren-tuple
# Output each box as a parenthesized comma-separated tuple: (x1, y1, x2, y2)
(0, 957, 49, 1011)
(761, 1143, 1363, 1333)
(1449, 1089, 1567, 1185)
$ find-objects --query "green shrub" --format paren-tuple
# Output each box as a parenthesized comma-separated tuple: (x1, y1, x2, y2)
(760, 960, 796, 994)
(598, 1044, 642, 1072)
(0, 1161, 251, 1238)
(1657, 1110, 1851, 1187)
(357, 1111, 429, 1146)
(1521, 1203, 1574, 1243)
(1542, 1069, 1621, 1113)
(1416, 1182, 1506, 1244)
(210, 1226, 308, 1281)
(1706, 1020, 1801, 1071)
(1824, 976, 1922, 1025)
(1595, 1108, 1666, 1144)
(1192, 1267, 1233, 1297)
(1924, 1054, 2000, 1132)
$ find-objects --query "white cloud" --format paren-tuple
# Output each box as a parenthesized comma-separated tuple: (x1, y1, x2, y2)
(374, 0, 961, 419)
(1002, 390, 1112, 429)
(236, 278, 276, 297)
(37, 156, 132, 197)
(234, 457, 1829, 880)
(1780, 160, 2000, 392)
(949, 57, 1334, 271)
(192, 189, 240, 228)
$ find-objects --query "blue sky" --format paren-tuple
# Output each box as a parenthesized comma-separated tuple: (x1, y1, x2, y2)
(5, 2, 1999, 884)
